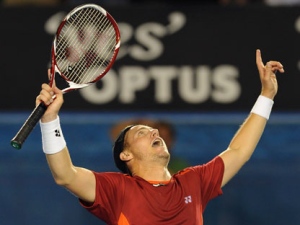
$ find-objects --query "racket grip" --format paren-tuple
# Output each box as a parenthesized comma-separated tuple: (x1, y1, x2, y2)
(11, 103, 47, 150)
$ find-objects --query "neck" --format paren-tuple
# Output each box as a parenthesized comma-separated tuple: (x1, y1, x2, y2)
(131, 165, 172, 181)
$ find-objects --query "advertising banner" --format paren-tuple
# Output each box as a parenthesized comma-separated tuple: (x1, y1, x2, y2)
(1, 5, 299, 111)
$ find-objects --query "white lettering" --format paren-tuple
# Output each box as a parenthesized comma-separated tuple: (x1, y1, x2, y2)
(130, 23, 166, 61)
(179, 66, 211, 103)
(212, 65, 240, 103)
(79, 65, 241, 105)
(119, 66, 150, 103)
(117, 22, 133, 60)
(150, 66, 177, 103)
(80, 70, 118, 103)
(45, 11, 186, 62)
(166, 12, 186, 34)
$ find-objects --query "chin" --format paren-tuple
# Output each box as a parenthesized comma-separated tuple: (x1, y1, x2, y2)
(160, 149, 170, 159)
(155, 145, 168, 152)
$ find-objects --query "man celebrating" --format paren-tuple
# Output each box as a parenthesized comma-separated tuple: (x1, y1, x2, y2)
(36, 49, 284, 224)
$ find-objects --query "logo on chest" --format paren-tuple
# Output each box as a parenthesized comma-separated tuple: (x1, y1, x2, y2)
(184, 195, 192, 204)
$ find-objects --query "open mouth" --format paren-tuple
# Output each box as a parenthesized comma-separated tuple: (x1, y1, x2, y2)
(152, 138, 163, 147)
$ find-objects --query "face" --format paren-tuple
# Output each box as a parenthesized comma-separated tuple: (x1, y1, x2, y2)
(124, 125, 170, 164)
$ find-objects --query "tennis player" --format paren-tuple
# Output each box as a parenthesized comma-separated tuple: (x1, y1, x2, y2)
(37, 49, 284, 224)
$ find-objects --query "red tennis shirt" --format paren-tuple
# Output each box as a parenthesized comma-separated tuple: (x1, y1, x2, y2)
(80, 156, 224, 225)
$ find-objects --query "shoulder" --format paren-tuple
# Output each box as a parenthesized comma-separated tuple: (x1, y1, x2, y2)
(92, 171, 138, 185)
(93, 171, 130, 178)
(174, 156, 224, 177)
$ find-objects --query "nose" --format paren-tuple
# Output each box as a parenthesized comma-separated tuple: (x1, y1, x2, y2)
(151, 129, 159, 137)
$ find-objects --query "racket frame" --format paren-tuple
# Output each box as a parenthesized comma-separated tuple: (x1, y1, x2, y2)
(11, 4, 120, 149)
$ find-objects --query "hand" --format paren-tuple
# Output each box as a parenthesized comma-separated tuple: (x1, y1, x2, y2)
(256, 49, 284, 100)
(36, 70, 64, 123)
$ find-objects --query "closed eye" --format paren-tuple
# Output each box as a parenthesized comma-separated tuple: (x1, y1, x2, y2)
(137, 128, 149, 136)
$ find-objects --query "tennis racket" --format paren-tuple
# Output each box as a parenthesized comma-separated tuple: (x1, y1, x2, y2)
(11, 4, 120, 149)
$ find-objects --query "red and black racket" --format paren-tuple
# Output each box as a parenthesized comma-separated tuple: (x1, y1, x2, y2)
(11, 4, 120, 149)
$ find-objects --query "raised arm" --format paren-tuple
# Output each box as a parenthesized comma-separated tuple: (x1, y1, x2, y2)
(37, 77, 96, 203)
(219, 49, 284, 187)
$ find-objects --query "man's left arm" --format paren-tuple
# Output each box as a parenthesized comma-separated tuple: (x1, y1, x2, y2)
(219, 49, 284, 187)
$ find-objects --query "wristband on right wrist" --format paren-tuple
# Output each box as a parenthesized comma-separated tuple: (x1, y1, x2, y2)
(40, 116, 66, 154)
(250, 95, 274, 120)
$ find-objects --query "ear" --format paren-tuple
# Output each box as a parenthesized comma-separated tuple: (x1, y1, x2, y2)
(120, 151, 132, 161)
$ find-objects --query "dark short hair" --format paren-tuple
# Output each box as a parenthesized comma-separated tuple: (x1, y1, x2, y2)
(112, 125, 134, 173)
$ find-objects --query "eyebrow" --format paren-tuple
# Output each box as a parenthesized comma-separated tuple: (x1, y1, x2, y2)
(135, 126, 152, 134)
(136, 126, 148, 132)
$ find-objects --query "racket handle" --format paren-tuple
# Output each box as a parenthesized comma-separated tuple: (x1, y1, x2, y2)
(11, 103, 47, 150)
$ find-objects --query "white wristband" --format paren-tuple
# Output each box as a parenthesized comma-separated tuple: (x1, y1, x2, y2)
(40, 116, 66, 154)
(250, 95, 274, 120)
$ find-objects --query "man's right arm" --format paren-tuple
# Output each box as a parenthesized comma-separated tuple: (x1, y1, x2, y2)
(45, 147, 96, 203)
(38, 82, 96, 203)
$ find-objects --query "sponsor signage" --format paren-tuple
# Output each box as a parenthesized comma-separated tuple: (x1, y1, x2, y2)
(1, 5, 299, 111)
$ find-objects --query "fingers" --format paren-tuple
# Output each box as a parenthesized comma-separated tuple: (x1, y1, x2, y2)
(256, 49, 264, 74)
(48, 68, 56, 87)
(47, 69, 51, 80)
(265, 61, 284, 74)
(36, 83, 54, 106)
(256, 49, 284, 76)
(256, 49, 263, 67)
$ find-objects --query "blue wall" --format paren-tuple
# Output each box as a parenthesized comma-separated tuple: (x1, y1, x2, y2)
(1, 112, 300, 225)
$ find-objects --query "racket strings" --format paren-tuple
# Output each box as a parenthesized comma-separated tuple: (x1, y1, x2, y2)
(55, 7, 117, 84)
(58, 8, 112, 81)
(65, 9, 109, 83)
(77, 17, 116, 84)
(74, 9, 116, 84)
